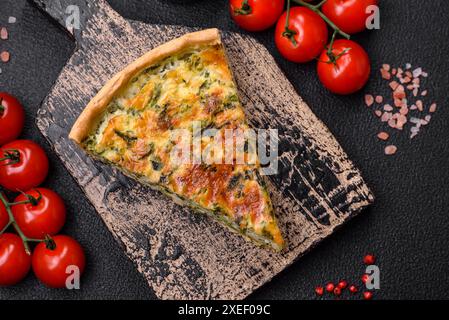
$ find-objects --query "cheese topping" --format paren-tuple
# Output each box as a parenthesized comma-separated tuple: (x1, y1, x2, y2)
(83, 44, 284, 250)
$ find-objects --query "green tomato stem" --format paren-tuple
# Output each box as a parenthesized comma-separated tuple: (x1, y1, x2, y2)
(292, 0, 351, 40)
(328, 30, 338, 56)
(282, 0, 298, 46)
(234, 0, 252, 16)
(0, 220, 12, 234)
(8, 200, 31, 206)
(314, 0, 328, 9)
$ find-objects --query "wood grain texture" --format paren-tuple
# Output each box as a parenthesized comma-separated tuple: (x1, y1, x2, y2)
(35, 0, 374, 299)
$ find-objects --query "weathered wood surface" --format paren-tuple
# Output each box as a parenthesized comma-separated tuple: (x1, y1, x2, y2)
(34, 0, 374, 299)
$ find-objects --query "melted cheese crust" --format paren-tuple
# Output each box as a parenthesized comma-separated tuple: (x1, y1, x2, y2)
(83, 44, 284, 250)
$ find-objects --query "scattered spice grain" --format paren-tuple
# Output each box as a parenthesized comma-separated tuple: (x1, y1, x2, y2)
(1, 51, 10, 63)
(385, 145, 397, 155)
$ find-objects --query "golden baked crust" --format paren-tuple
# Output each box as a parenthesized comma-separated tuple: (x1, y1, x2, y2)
(69, 28, 221, 144)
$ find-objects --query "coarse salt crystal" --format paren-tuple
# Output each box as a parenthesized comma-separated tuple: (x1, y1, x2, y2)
(401, 77, 411, 84)
(429, 103, 437, 113)
(384, 104, 393, 112)
(397, 114, 408, 128)
(0, 27, 8, 40)
(393, 90, 406, 100)
(405, 63, 412, 70)
(381, 112, 392, 122)
(8, 17, 16, 24)
(400, 106, 409, 115)
(388, 118, 397, 129)
(381, 69, 391, 80)
(0, 51, 10, 63)
(416, 100, 423, 111)
(394, 98, 403, 107)
(389, 81, 399, 90)
(413, 68, 422, 78)
(377, 132, 389, 141)
(365, 94, 374, 107)
(385, 145, 398, 155)
(375, 95, 383, 104)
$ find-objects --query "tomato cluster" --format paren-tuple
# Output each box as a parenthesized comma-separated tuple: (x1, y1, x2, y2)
(229, 0, 377, 95)
(0, 92, 85, 288)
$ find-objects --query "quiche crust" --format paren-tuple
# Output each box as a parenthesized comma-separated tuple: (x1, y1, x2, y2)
(69, 28, 285, 251)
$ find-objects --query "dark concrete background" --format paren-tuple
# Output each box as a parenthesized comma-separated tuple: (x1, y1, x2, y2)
(0, 0, 448, 300)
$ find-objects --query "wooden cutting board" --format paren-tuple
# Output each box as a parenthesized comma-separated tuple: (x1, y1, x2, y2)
(32, 0, 374, 299)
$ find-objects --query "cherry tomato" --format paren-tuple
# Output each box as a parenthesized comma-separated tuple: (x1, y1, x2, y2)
(12, 188, 66, 240)
(230, 0, 285, 32)
(32, 235, 86, 288)
(322, 0, 379, 35)
(0, 140, 49, 191)
(317, 39, 371, 95)
(0, 233, 31, 286)
(0, 93, 25, 146)
(0, 194, 9, 232)
(275, 7, 328, 63)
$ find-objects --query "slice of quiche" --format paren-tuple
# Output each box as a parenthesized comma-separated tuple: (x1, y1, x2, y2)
(69, 28, 285, 251)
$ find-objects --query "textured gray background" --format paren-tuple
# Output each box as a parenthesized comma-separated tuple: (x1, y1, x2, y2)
(0, 0, 448, 300)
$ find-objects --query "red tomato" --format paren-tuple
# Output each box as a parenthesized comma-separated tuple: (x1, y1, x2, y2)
(322, 0, 378, 35)
(317, 39, 371, 95)
(0, 93, 25, 146)
(32, 235, 86, 288)
(0, 194, 9, 232)
(275, 7, 328, 63)
(230, 0, 285, 32)
(0, 140, 49, 191)
(0, 233, 31, 286)
(12, 188, 66, 240)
